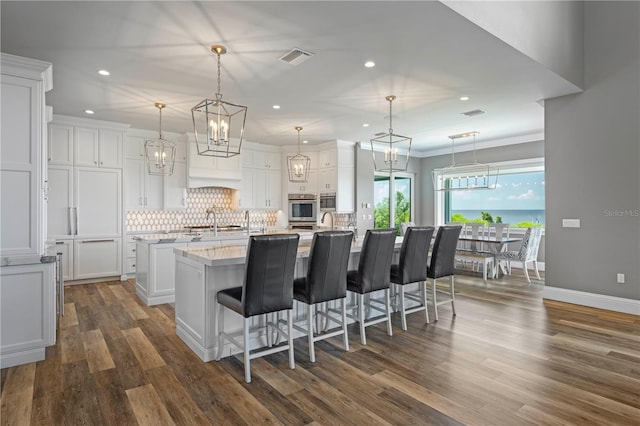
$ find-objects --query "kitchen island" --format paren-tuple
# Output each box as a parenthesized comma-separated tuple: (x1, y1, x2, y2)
(173, 235, 401, 362)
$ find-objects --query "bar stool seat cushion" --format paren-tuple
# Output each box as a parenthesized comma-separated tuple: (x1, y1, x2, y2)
(216, 287, 244, 316)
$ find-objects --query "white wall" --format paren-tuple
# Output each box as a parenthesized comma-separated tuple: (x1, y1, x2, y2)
(545, 2, 639, 302)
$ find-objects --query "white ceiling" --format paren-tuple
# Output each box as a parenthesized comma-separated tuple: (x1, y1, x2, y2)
(1, 1, 580, 152)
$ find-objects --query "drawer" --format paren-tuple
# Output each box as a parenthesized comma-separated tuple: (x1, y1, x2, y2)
(126, 257, 136, 274)
(127, 242, 137, 257)
(127, 234, 139, 243)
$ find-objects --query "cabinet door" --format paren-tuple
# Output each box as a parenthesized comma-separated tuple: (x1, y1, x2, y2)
(164, 162, 187, 210)
(124, 158, 145, 209)
(319, 148, 337, 168)
(75, 168, 121, 237)
(99, 129, 122, 168)
(287, 169, 317, 194)
(319, 167, 337, 192)
(48, 124, 74, 165)
(266, 152, 281, 170)
(174, 140, 188, 163)
(265, 169, 281, 209)
(74, 127, 99, 167)
(252, 169, 267, 209)
(124, 135, 144, 160)
(145, 172, 163, 210)
(47, 166, 74, 237)
(74, 239, 121, 279)
(239, 168, 254, 209)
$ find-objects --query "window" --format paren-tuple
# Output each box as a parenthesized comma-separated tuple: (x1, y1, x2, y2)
(374, 172, 414, 232)
(436, 159, 544, 228)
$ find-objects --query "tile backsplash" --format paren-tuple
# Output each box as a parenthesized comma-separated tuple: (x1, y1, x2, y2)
(126, 187, 278, 232)
(126, 187, 356, 232)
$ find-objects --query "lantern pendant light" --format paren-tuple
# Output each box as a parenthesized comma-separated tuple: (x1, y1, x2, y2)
(287, 126, 310, 182)
(144, 102, 176, 176)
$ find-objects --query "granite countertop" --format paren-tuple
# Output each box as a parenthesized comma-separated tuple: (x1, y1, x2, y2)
(134, 228, 316, 244)
(173, 236, 402, 267)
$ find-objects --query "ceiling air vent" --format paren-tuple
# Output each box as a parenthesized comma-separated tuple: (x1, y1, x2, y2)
(278, 48, 314, 65)
(374, 132, 387, 137)
(461, 109, 486, 117)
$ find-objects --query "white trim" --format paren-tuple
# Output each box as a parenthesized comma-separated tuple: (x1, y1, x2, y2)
(543, 286, 640, 315)
(0, 347, 46, 369)
(414, 132, 544, 158)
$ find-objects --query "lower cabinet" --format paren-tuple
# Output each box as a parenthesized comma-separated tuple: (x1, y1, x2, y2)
(136, 241, 188, 306)
(0, 262, 56, 368)
(73, 238, 122, 280)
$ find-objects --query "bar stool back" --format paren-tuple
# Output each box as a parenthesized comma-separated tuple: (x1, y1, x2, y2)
(390, 226, 435, 330)
(428, 226, 462, 321)
(346, 228, 397, 345)
(293, 231, 353, 362)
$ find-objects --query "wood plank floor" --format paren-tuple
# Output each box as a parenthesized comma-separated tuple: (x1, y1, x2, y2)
(2, 271, 639, 425)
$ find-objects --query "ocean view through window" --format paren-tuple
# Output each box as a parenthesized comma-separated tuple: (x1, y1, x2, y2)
(446, 170, 545, 228)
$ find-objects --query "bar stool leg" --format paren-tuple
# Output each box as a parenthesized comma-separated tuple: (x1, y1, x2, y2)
(287, 309, 295, 370)
(422, 281, 430, 324)
(341, 298, 349, 352)
(449, 276, 456, 316)
(385, 288, 393, 336)
(359, 294, 367, 345)
(399, 285, 407, 331)
(244, 318, 251, 383)
(432, 279, 439, 322)
(307, 304, 316, 363)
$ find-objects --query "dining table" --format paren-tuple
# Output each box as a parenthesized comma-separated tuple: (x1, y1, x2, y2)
(456, 235, 522, 279)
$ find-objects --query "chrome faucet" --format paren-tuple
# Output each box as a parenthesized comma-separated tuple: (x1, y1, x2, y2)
(347, 221, 358, 239)
(244, 210, 250, 235)
(206, 208, 218, 236)
(321, 211, 335, 230)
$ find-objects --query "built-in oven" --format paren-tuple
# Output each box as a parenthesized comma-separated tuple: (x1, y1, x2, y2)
(288, 193, 317, 223)
(319, 192, 336, 211)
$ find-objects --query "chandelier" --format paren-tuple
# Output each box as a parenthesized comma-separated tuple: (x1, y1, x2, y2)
(370, 95, 412, 173)
(191, 45, 247, 158)
(144, 102, 176, 176)
(432, 131, 499, 190)
(287, 126, 310, 182)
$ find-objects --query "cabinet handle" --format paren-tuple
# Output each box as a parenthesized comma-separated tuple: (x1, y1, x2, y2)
(81, 239, 115, 243)
(56, 241, 65, 245)
(100, 161, 104, 165)
(94, 161, 97, 165)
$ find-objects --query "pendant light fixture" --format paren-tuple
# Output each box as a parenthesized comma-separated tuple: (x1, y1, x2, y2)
(191, 44, 247, 158)
(144, 102, 176, 176)
(287, 126, 310, 182)
(370, 95, 412, 173)
(432, 131, 499, 190)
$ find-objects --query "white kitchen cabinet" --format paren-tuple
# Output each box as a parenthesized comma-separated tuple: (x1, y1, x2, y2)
(257, 151, 281, 170)
(317, 141, 355, 212)
(163, 161, 187, 209)
(288, 169, 318, 194)
(252, 169, 281, 209)
(47, 166, 74, 238)
(73, 238, 121, 280)
(238, 168, 254, 209)
(74, 127, 122, 168)
(75, 167, 122, 237)
(48, 123, 73, 165)
(124, 158, 163, 210)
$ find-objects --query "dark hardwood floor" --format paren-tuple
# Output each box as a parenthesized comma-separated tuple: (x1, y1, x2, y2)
(2, 270, 639, 425)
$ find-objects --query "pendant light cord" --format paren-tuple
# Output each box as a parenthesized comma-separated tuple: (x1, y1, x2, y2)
(216, 51, 222, 101)
(158, 106, 163, 140)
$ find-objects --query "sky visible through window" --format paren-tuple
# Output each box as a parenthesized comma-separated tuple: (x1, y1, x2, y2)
(450, 171, 545, 225)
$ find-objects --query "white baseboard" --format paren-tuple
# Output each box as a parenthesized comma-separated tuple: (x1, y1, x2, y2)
(543, 286, 640, 315)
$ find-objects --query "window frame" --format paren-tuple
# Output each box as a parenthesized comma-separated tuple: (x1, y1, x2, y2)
(374, 171, 415, 230)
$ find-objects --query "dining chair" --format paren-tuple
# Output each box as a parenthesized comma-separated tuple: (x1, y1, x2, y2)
(216, 234, 299, 383)
(487, 223, 510, 277)
(346, 228, 397, 345)
(428, 226, 462, 321)
(293, 231, 353, 362)
(496, 227, 543, 283)
(390, 226, 435, 330)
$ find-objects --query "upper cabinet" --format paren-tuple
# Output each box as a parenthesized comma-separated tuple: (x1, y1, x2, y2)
(317, 141, 355, 213)
(48, 116, 128, 169)
(239, 143, 282, 210)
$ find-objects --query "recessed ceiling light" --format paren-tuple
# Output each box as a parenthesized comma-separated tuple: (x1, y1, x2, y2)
(85, 109, 94, 115)
(272, 105, 280, 109)
(362, 123, 370, 127)
(364, 61, 375, 68)
(98, 69, 110, 76)
(460, 96, 470, 101)
(302, 140, 308, 144)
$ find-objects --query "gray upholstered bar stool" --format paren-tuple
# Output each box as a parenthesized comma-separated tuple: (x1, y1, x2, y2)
(216, 234, 299, 383)
(390, 226, 435, 330)
(293, 231, 353, 362)
(428, 226, 462, 321)
(346, 228, 397, 345)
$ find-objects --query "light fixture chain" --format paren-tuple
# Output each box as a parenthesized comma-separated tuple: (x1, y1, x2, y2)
(297, 129, 301, 153)
(216, 50, 222, 100)
(388, 97, 393, 134)
(158, 106, 163, 139)
(473, 132, 477, 163)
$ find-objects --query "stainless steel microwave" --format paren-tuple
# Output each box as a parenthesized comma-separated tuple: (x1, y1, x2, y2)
(288, 194, 317, 222)
(319, 193, 336, 211)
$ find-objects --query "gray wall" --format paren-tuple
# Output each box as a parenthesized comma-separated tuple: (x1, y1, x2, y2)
(545, 2, 640, 300)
